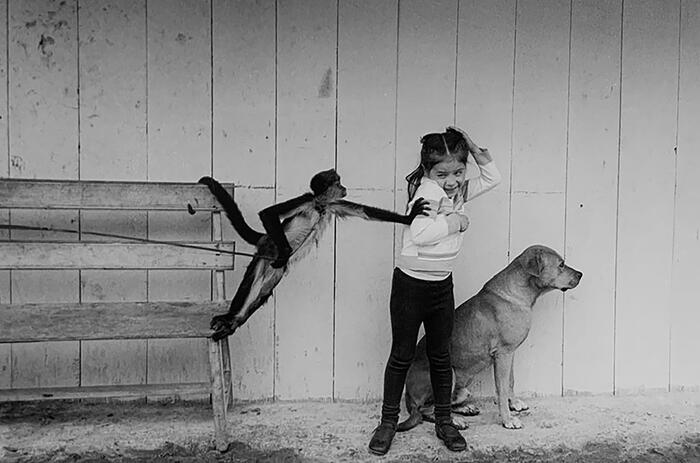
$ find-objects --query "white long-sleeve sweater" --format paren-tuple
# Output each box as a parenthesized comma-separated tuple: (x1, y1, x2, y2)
(397, 159, 502, 281)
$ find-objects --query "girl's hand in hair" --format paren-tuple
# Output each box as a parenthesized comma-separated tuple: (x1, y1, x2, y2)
(447, 126, 479, 153)
(447, 125, 493, 165)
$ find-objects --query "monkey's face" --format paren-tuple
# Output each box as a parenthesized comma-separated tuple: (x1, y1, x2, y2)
(311, 169, 347, 200)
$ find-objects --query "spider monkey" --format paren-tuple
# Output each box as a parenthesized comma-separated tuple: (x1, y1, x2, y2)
(198, 169, 430, 340)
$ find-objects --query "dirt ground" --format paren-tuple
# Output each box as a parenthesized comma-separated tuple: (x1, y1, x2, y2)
(2, 391, 700, 462)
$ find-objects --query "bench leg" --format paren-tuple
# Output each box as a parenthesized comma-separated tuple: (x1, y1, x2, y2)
(208, 338, 229, 452)
(221, 336, 233, 408)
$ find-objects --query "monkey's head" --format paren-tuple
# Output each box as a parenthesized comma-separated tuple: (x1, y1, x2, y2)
(310, 169, 347, 200)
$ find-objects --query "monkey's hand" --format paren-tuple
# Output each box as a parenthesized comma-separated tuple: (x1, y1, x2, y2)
(407, 197, 431, 222)
(270, 244, 293, 268)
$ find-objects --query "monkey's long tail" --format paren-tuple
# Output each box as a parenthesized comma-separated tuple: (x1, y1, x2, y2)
(199, 176, 265, 246)
(397, 393, 423, 432)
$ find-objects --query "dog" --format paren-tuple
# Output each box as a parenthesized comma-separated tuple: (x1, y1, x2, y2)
(397, 245, 582, 431)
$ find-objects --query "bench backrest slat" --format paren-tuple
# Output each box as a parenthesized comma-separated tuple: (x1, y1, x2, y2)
(0, 301, 229, 342)
(0, 179, 232, 211)
(0, 241, 235, 270)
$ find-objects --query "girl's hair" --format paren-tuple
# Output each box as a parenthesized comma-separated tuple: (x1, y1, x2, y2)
(406, 127, 470, 201)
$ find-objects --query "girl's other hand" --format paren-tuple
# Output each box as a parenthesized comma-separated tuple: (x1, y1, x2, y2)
(457, 213, 470, 232)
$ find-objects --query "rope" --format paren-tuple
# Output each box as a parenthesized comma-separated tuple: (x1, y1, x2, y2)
(0, 224, 259, 258)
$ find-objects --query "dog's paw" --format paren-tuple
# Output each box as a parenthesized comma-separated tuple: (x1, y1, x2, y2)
(452, 415, 470, 430)
(502, 416, 523, 430)
(508, 398, 529, 412)
(452, 403, 480, 416)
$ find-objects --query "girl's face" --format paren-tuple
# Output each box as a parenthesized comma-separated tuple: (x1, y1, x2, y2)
(425, 159, 467, 199)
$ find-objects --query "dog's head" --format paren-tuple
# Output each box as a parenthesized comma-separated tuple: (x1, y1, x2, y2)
(521, 245, 582, 292)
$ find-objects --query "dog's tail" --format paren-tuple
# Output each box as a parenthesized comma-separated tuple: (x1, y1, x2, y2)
(396, 392, 423, 432)
(199, 176, 265, 246)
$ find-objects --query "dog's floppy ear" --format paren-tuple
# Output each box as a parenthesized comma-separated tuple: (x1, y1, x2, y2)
(523, 248, 543, 277)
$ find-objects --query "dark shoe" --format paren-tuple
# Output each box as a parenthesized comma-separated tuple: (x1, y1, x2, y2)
(435, 421, 467, 452)
(368, 421, 397, 455)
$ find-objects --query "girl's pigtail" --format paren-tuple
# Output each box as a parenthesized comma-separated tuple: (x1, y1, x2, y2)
(405, 165, 424, 203)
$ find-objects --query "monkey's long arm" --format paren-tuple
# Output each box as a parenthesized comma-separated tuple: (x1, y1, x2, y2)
(258, 193, 315, 268)
(328, 198, 430, 225)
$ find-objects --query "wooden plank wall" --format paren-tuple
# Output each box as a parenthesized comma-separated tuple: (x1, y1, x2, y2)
(1, 0, 698, 401)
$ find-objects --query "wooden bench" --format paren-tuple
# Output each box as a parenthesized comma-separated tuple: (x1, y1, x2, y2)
(0, 179, 236, 451)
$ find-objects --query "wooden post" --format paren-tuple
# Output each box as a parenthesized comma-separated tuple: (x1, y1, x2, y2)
(212, 210, 233, 408)
(208, 337, 229, 452)
(221, 336, 232, 407)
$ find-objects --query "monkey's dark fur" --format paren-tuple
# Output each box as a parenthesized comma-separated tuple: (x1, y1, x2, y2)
(199, 169, 429, 340)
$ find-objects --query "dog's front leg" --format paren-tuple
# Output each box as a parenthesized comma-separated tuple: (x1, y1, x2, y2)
(507, 361, 529, 412)
(493, 352, 522, 429)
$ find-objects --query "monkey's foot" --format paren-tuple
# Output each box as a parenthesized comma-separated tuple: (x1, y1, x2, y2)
(453, 403, 480, 416)
(210, 314, 237, 341)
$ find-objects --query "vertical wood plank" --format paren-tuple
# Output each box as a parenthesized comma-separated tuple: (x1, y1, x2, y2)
(454, 0, 515, 305)
(212, 0, 275, 188)
(11, 341, 80, 387)
(147, 0, 211, 399)
(511, 0, 570, 195)
(79, 0, 148, 394)
(510, 0, 570, 396)
(147, 338, 209, 388)
(8, 215, 80, 390)
(0, 0, 7, 177)
(275, 0, 337, 399)
(8, 0, 80, 390)
(9, 0, 78, 179)
(394, 0, 458, 199)
(81, 340, 147, 386)
(563, 0, 621, 395)
(336, 0, 397, 190)
(615, 0, 678, 392)
(510, 193, 566, 396)
(147, 0, 210, 183)
(0, 345, 10, 388)
(334, 0, 397, 400)
(670, 0, 700, 389)
(79, 0, 147, 180)
(222, 187, 275, 401)
(335, 191, 394, 400)
(147, 211, 211, 398)
(211, 0, 276, 400)
(0, 1, 7, 312)
(80, 211, 148, 389)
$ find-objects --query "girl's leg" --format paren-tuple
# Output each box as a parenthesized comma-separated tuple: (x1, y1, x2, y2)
(422, 277, 455, 424)
(380, 269, 425, 425)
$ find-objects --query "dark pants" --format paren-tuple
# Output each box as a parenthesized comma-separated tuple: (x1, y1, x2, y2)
(380, 268, 454, 425)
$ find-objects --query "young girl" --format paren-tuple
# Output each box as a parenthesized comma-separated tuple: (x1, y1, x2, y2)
(368, 126, 501, 455)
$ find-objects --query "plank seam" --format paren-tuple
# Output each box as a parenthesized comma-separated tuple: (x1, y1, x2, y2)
(507, 0, 519, 261)
(453, 0, 460, 125)
(612, 0, 625, 396)
(272, 0, 278, 400)
(332, 0, 339, 401)
(561, 0, 573, 398)
(392, 0, 400, 270)
(669, 0, 682, 392)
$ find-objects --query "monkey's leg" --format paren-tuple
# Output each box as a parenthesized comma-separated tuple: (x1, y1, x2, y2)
(210, 257, 263, 337)
(211, 258, 284, 340)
